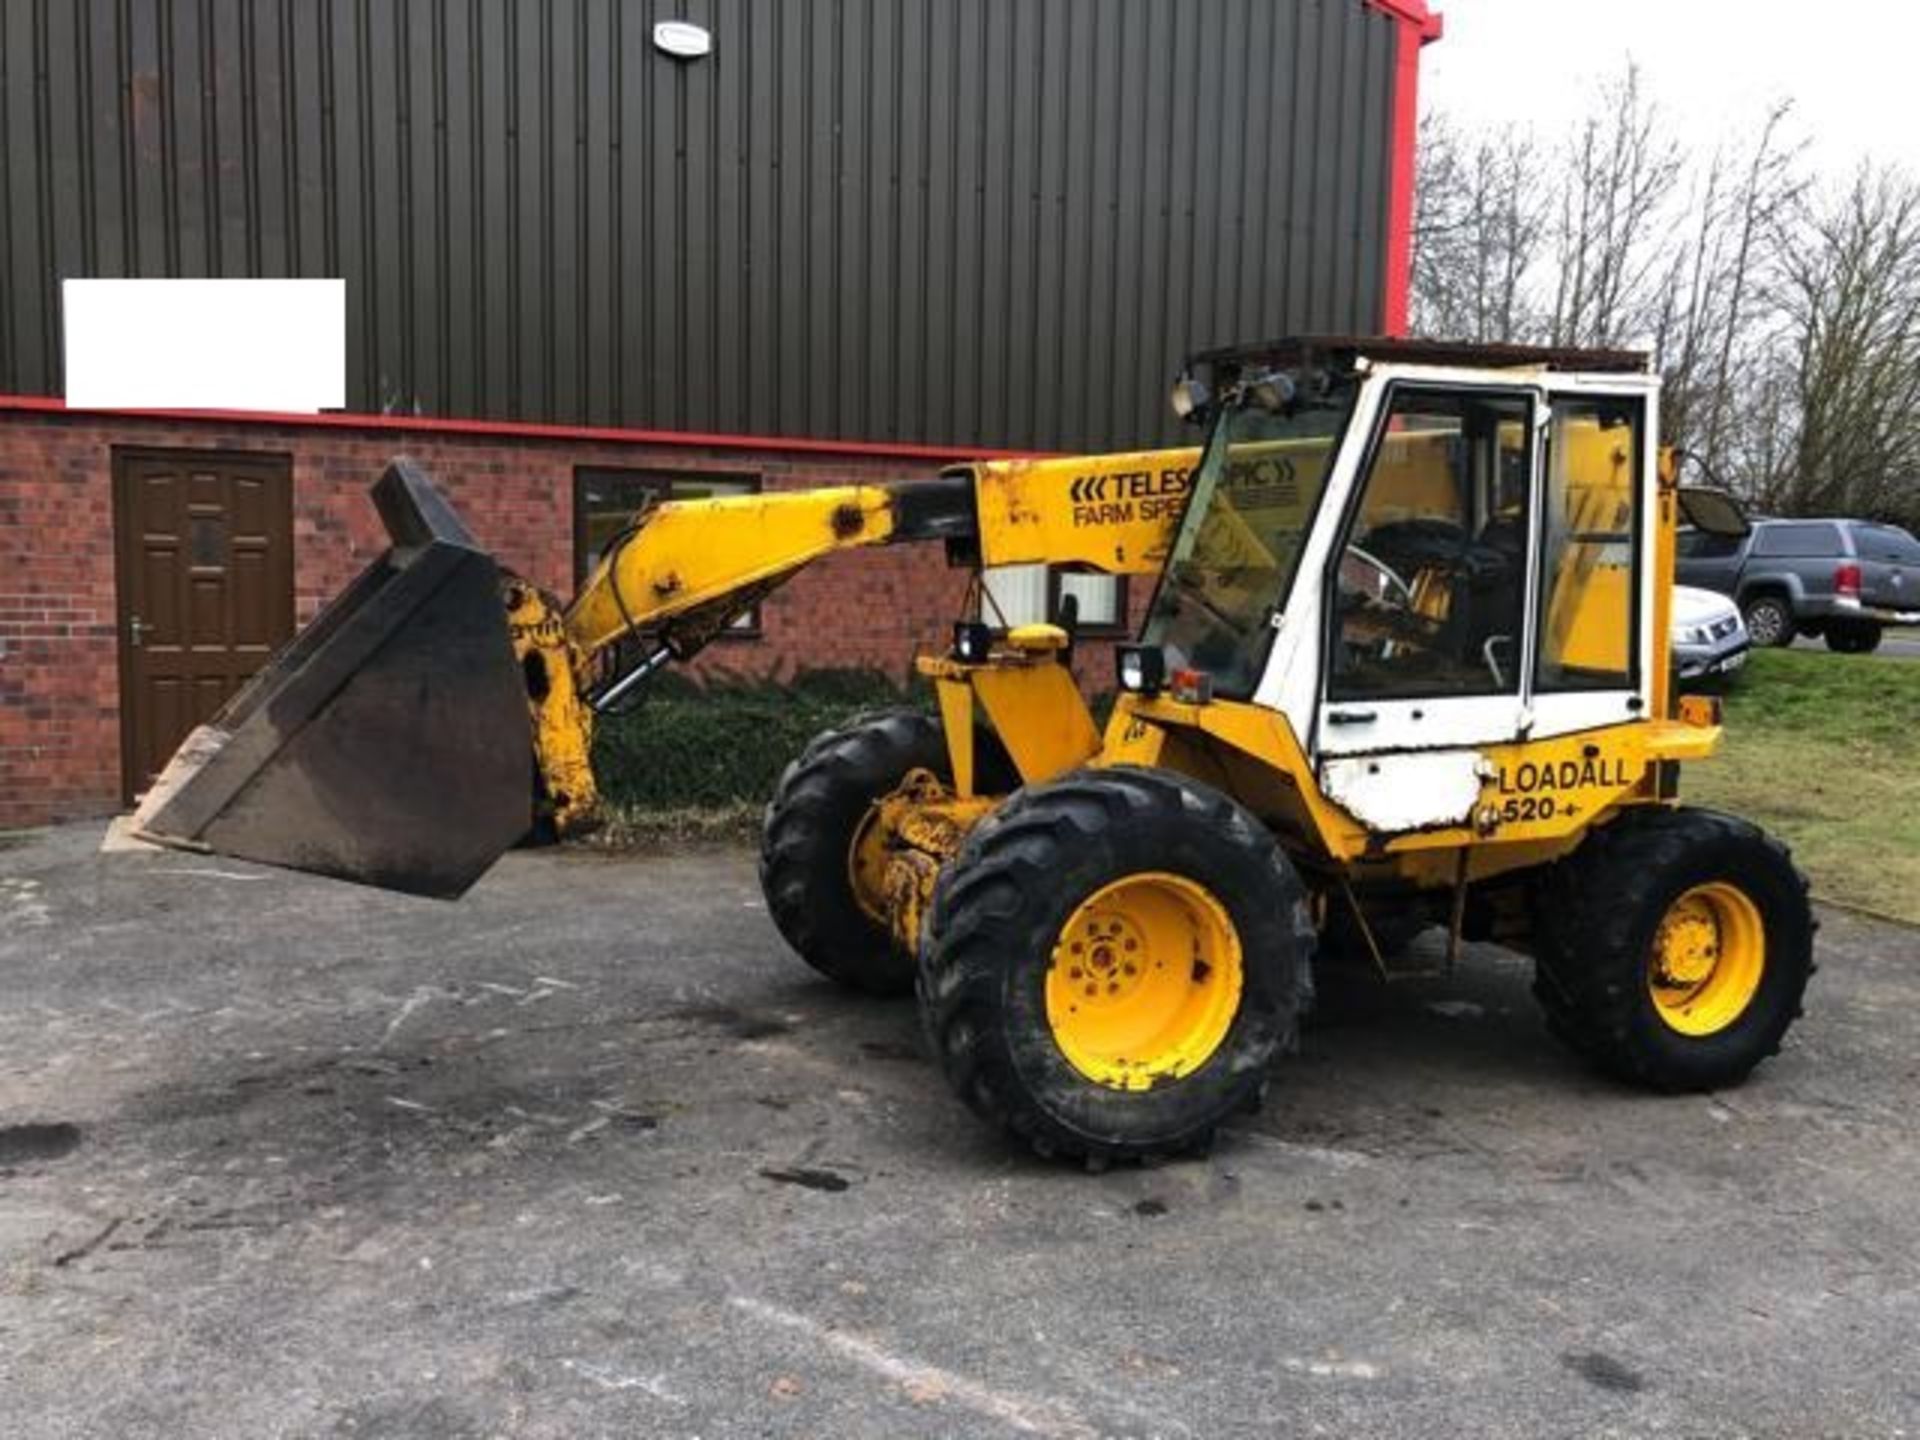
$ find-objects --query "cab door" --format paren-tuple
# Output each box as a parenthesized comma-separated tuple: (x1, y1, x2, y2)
(1525, 385, 1653, 742)
(1310, 381, 1542, 832)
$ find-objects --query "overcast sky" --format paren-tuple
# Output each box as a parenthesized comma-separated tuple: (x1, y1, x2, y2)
(1422, 0, 1919, 177)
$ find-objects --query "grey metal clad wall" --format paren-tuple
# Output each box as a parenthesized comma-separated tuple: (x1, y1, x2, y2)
(1, 0, 1397, 451)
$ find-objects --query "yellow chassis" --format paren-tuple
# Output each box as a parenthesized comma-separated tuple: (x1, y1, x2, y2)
(511, 432, 1718, 956)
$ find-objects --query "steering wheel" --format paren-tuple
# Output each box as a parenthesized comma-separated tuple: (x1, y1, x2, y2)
(1334, 543, 1445, 671)
(1339, 545, 1414, 608)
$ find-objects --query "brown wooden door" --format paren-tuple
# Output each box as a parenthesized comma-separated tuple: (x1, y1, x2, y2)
(113, 450, 294, 804)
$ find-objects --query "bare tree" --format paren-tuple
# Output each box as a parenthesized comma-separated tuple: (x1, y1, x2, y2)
(1547, 63, 1683, 349)
(1771, 166, 1920, 527)
(1411, 114, 1546, 342)
(1413, 64, 1920, 532)
(1653, 102, 1802, 467)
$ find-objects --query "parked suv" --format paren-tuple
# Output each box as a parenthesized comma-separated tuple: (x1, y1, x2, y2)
(1676, 517, 1920, 653)
(1671, 585, 1749, 685)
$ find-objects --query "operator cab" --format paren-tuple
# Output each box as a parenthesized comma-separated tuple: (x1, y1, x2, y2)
(1136, 336, 1660, 832)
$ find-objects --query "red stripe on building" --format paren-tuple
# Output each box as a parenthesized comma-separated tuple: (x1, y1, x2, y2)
(0, 394, 1052, 465)
(1368, 0, 1444, 336)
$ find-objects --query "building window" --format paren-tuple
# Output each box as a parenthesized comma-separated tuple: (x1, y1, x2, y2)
(574, 467, 762, 634)
(981, 566, 1129, 636)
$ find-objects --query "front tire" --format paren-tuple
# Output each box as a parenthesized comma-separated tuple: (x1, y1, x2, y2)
(1532, 806, 1814, 1091)
(1742, 593, 1795, 648)
(759, 709, 1010, 996)
(918, 767, 1312, 1163)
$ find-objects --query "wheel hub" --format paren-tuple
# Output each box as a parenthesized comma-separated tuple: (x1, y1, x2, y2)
(1063, 913, 1151, 1001)
(1045, 872, 1243, 1091)
(1652, 899, 1720, 987)
(1647, 882, 1766, 1036)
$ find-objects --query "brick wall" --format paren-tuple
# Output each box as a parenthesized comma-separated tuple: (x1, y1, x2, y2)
(1, 409, 1133, 829)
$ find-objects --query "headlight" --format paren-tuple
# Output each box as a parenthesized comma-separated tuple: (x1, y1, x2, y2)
(1245, 369, 1296, 413)
(1678, 625, 1709, 644)
(1116, 644, 1166, 695)
(952, 620, 993, 663)
(1169, 373, 1211, 424)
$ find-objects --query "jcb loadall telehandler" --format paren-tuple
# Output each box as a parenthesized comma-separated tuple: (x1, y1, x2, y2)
(130, 337, 1814, 1164)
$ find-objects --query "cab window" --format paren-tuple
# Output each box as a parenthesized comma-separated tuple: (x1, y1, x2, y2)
(1328, 388, 1533, 700)
(1535, 397, 1641, 691)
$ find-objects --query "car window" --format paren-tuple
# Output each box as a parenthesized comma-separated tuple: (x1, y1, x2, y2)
(1677, 528, 1741, 560)
(1855, 524, 1920, 563)
(1752, 522, 1840, 558)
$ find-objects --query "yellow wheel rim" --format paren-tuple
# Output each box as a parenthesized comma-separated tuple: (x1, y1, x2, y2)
(1045, 872, 1244, 1090)
(1647, 881, 1766, 1036)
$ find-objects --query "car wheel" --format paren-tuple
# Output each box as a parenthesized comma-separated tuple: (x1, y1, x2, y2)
(1826, 622, 1882, 654)
(1741, 594, 1794, 648)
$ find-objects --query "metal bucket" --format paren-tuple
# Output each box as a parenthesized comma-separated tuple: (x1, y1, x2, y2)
(130, 461, 535, 898)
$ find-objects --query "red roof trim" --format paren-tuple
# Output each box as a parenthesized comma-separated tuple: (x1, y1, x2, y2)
(1373, 0, 1443, 336)
(1365, 0, 1444, 42)
(0, 393, 1052, 463)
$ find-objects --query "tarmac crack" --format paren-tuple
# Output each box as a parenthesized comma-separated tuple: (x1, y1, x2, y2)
(729, 1294, 1101, 1438)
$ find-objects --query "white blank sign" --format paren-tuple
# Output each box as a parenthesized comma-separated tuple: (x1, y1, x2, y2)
(63, 278, 346, 412)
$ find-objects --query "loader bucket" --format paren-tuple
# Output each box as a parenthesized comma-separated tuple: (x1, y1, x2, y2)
(129, 461, 535, 898)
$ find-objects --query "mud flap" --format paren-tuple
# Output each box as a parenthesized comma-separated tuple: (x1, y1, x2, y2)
(129, 461, 535, 898)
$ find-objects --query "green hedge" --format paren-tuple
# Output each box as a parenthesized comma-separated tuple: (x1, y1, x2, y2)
(591, 663, 1119, 812)
(590, 666, 927, 809)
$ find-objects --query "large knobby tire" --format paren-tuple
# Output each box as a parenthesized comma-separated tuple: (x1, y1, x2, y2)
(759, 709, 1010, 996)
(1532, 806, 1815, 1091)
(1826, 621, 1883, 654)
(918, 767, 1312, 1164)
(1741, 593, 1795, 648)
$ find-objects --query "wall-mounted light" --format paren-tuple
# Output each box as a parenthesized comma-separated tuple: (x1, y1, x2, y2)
(653, 20, 711, 59)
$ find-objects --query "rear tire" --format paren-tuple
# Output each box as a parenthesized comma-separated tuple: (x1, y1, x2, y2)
(918, 767, 1312, 1163)
(1532, 806, 1814, 1091)
(759, 709, 1012, 996)
(1741, 593, 1795, 648)
(1826, 621, 1882, 654)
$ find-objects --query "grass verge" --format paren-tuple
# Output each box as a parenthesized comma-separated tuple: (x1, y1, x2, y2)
(1685, 647, 1920, 924)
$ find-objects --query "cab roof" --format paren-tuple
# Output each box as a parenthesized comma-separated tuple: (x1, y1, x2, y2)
(1188, 334, 1652, 378)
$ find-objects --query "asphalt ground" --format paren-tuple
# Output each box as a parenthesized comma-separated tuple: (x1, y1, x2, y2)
(1, 822, 1915, 1438)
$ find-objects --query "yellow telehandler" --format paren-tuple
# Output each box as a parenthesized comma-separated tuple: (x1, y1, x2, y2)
(129, 337, 1813, 1164)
